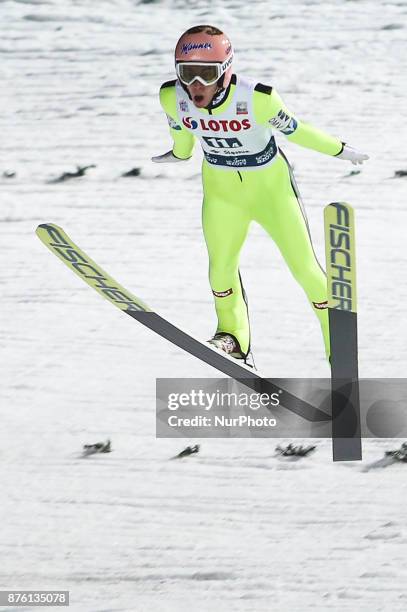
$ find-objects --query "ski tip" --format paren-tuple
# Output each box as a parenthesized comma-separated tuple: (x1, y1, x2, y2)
(36, 223, 62, 232)
(36, 222, 63, 234)
(324, 202, 355, 225)
(325, 201, 354, 211)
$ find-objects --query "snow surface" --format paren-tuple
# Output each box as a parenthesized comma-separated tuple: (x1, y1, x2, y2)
(1, 0, 407, 610)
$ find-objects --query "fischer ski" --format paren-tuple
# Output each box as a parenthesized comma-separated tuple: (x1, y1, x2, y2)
(36, 223, 330, 424)
(324, 202, 362, 461)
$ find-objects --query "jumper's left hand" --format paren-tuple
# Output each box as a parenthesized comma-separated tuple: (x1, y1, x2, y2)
(336, 144, 369, 165)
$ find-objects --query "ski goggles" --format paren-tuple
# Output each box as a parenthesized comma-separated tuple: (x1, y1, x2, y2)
(176, 56, 233, 86)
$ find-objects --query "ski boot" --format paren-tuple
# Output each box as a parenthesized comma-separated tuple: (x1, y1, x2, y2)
(208, 332, 256, 369)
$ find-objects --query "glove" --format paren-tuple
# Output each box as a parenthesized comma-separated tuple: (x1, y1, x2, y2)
(151, 150, 189, 163)
(336, 144, 369, 165)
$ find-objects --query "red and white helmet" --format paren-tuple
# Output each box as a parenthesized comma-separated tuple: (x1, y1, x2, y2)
(175, 25, 234, 90)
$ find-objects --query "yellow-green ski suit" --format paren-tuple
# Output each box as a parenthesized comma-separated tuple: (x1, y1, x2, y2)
(158, 74, 344, 359)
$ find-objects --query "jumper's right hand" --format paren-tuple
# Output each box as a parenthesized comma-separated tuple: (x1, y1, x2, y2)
(151, 150, 189, 163)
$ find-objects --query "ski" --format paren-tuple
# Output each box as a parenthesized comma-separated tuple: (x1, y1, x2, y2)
(324, 202, 362, 461)
(36, 223, 330, 423)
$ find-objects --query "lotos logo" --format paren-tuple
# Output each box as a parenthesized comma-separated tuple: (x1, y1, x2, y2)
(182, 117, 251, 132)
(182, 117, 199, 129)
(181, 42, 212, 54)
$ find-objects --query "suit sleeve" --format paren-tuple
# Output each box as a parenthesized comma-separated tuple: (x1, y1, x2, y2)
(253, 86, 344, 156)
(159, 83, 196, 160)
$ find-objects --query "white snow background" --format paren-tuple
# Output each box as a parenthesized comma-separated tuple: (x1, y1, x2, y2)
(1, 0, 407, 610)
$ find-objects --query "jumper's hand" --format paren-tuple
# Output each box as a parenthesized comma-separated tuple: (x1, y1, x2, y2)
(151, 151, 189, 163)
(336, 145, 369, 165)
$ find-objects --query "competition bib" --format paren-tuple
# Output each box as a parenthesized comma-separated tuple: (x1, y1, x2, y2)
(175, 76, 278, 171)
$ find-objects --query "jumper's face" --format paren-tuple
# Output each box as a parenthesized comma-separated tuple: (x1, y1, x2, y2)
(187, 80, 219, 108)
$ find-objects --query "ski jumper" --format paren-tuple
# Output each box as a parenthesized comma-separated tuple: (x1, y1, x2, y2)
(159, 74, 344, 359)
